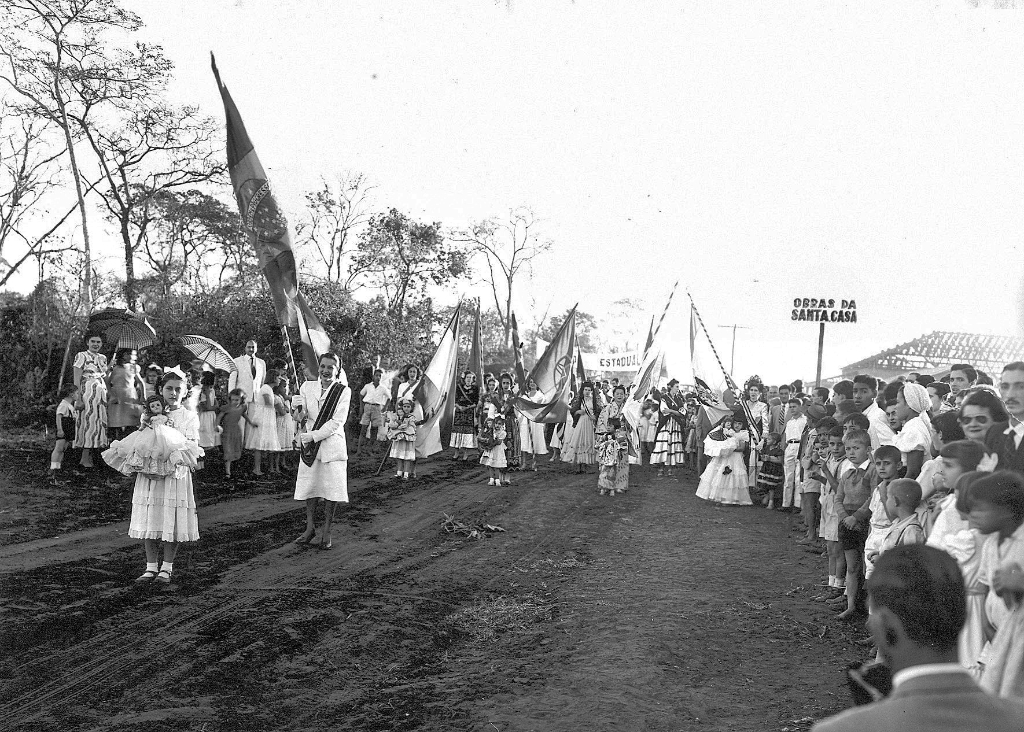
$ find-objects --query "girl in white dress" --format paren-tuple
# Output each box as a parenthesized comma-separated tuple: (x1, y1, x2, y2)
(103, 395, 203, 478)
(562, 382, 601, 473)
(478, 415, 507, 486)
(125, 373, 201, 585)
(518, 378, 549, 471)
(696, 416, 752, 505)
(387, 399, 418, 480)
(273, 378, 295, 474)
(244, 368, 281, 477)
(196, 372, 220, 470)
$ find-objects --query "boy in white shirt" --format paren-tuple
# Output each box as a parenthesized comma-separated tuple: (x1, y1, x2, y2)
(356, 369, 390, 454)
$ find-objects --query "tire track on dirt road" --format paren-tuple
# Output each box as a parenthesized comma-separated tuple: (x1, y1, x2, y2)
(0, 459, 523, 730)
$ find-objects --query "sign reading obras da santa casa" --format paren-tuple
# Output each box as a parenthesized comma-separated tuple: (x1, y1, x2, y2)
(791, 298, 858, 323)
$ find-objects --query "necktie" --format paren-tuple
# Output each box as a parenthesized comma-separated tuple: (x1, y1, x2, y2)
(250, 356, 256, 380)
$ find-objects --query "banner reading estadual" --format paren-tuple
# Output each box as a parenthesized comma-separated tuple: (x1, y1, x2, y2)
(535, 340, 642, 371)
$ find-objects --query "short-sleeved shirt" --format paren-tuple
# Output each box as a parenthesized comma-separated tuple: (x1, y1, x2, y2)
(893, 414, 932, 458)
(360, 383, 391, 405)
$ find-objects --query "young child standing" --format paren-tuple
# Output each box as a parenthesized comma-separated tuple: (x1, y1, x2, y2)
(196, 372, 220, 471)
(49, 385, 80, 484)
(822, 428, 875, 621)
(756, 432, 785, 509)
(868, 478, 925, 564)
(813, 426, 849, 602)
(387, 398, 418, 481)
(971, 471, 1024, 697)
(122, 373, 201, 585)
(271, 378, 294, 475)
(863, 445, 901, 579)
(478, 415, 508, 486)
(217, 389, 256, 480)
(638, 399, 659, 468)
(357, 369, 390, 455)
(696, 417, 752, 505)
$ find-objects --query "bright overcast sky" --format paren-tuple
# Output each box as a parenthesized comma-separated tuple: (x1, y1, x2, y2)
(11, 1, 1024, 384)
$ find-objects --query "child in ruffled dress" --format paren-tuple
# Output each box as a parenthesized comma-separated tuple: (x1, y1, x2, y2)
(103, 394, 203, 479)
(478, 414, 507, 486)
(696, 417, 752, 505)
(387, 398, 418, 481)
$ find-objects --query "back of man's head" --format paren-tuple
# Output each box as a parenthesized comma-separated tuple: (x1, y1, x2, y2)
(867, 545, 965, 653)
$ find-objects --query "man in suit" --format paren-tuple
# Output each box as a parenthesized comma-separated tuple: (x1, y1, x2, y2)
(227, 340, 266, 401)
(985, 361, 1024, 473)
(813, 545, 1024, 732)
(767, 384, 792, 435)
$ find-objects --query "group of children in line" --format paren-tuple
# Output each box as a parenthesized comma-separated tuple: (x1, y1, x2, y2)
(750, 399, 1024, 695)
(50, 368, 301, 482)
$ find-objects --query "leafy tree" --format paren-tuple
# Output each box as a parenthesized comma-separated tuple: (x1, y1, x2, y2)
(534, 307, 599, 352)
(351, 208, 468, 317)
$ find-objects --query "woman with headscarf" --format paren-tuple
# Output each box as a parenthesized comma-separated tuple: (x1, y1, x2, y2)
(73, 332, 109, 469)
(892, 382, 933, 479)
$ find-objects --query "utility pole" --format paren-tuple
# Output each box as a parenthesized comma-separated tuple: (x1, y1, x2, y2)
(717, 324, 752, 377)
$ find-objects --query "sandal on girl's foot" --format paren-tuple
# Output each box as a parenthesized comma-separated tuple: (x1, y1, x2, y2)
(319, 540, 333, 550)
(135, 570, 158, 583)
(155, 569, 172, 584)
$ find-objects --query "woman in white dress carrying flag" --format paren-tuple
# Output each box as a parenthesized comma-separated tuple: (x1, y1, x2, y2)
(293, 352, 351, 551)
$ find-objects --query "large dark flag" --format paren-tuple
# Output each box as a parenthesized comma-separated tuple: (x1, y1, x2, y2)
(211, 55, 330, 374)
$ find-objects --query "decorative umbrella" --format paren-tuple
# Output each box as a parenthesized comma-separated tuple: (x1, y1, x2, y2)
(88, 308, 158, 351)
(176, 335, 237, 373)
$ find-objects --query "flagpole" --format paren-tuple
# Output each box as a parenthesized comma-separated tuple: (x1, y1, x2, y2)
(280, 325, 302, 392)
(687, 292, 757, 435)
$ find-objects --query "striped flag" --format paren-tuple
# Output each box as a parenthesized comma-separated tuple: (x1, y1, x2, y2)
(645, 280, 678, 357)
(415, 305, 462, 457)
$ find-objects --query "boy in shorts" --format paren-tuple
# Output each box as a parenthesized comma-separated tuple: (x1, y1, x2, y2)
(824, 428, 875, 620)
(356, 369, 390, 455)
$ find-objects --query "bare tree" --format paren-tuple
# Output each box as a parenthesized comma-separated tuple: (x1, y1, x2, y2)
(0, 108, 84, 288)
(454, 206, 551, 348)
(294, 172, 374, 286)
(0, 0, 163, 311)
(76, 102, 225, 308)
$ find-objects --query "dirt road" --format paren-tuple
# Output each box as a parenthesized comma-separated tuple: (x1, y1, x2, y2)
(0, 452, 866, 731)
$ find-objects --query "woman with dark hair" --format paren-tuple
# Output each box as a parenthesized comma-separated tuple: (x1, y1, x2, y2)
(106, 348, 145, 440)
(696, 415, 752, 505)
(743, 382, 769, 492)
(73, 332, 109, 469)
(497, 372, 522, 471)
(561, 381, 601, 474)
(651, 379, 687, 478)
(960, 390, 1010, 445)
(451, 371, 479, 461)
